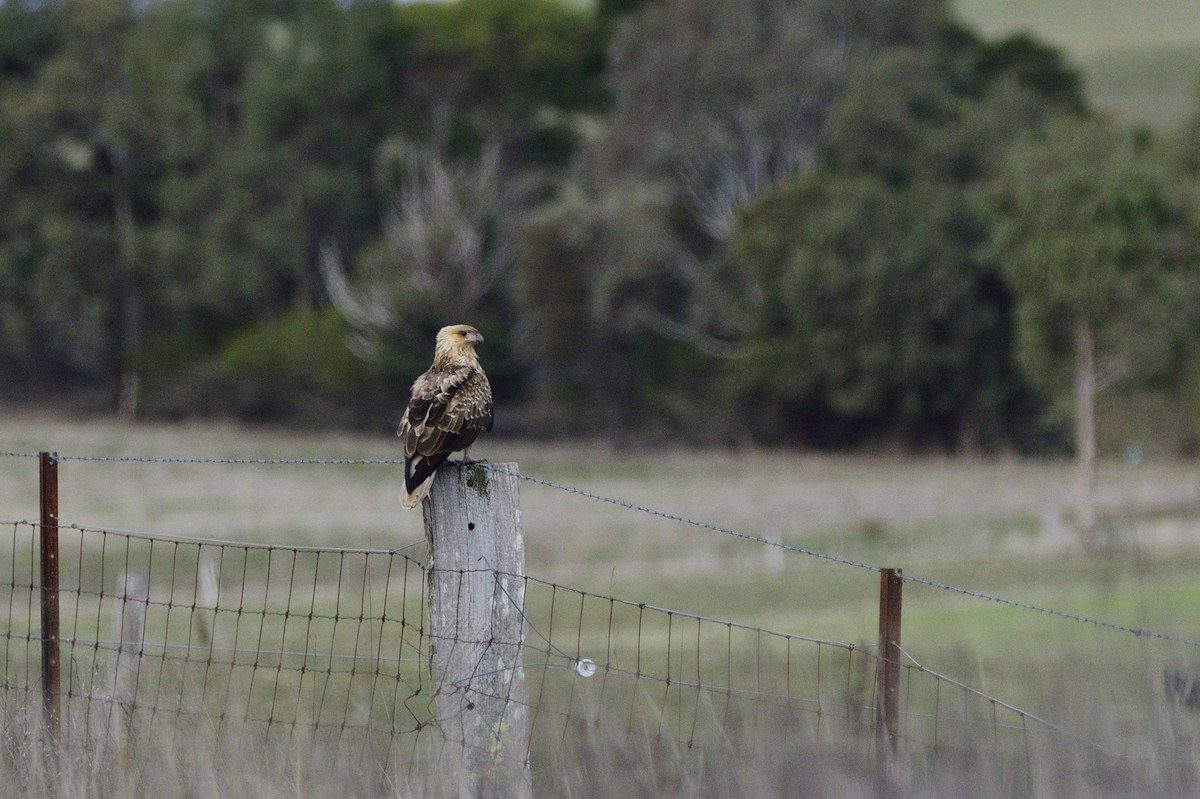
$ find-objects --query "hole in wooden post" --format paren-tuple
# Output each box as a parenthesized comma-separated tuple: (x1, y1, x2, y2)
(467, 522, 475, 531)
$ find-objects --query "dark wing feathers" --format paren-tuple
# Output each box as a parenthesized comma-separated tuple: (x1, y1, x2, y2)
(404, 451, 451, 494)
(399, 362, 492, 493)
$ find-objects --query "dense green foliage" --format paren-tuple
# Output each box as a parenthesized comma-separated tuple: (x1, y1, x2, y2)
(988, 117, 1193, 418)
(726, 26, 1072, 450)
(1, 0, 1198, 452)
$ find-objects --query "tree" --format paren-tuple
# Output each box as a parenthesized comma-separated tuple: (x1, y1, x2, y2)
(515, 182, 699, 439)
(728, 173, 1018, 450)
(320, 138, 515, 373)
(0, 3, 62, 375)
(986, 115, 1188, 539)
(317, 0, 610, 406)
(720, 25, 1083, 452)
(148, 0, 403, 329)
(507, 0, 949, 441)
(594, 0, 941, 245)
(0, 0, 152, 415)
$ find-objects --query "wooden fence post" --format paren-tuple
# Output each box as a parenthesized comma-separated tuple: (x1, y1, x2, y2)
(876, 567, 903, 756)
(423, 461, 531, 799)
(39, 452, 61, 742)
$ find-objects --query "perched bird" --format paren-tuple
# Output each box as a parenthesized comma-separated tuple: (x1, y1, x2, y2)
(398, 324, 494, 509)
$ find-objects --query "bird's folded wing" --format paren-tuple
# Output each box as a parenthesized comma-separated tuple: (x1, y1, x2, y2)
(399, 364, 479, 457)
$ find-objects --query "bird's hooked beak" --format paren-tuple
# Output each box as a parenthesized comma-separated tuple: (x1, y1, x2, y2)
(466, 330, 484, 345)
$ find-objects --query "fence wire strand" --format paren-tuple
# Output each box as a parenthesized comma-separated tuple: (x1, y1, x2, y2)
(3, 449, 1200, 792)
(2, 449, 1197, 649)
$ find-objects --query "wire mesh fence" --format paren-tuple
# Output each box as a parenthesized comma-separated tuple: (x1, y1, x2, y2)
(2, 523, 429, 764)
(6, 518, 1190, 796)
(2, 521, 884, 773)
(2, 450, 1200, 797)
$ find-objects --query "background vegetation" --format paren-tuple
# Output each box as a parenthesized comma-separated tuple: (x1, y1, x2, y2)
(3, 0, 1200, 460)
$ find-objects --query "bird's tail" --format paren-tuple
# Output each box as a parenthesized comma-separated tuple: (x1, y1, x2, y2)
(401, 475, 435, 509)
(401, 453, 449, 510)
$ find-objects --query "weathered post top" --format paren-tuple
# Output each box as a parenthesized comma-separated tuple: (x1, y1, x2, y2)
(423, 461, 523, 576)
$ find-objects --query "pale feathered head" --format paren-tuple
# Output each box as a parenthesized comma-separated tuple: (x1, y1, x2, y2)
(434, 324, 484, 362)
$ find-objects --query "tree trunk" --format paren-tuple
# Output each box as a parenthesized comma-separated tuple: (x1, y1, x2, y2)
(1074, 314, 1097, 544)
(110, 142, 141, 421)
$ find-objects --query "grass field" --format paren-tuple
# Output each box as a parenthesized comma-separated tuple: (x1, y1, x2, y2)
(3, 412, 1200, 657)
(4, 413, 1200, 796)
(954, 0, 1200, 129)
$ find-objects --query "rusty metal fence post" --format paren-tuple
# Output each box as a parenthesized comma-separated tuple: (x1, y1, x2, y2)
(876, 567, 903, 755)
(39, 452, 61, 741)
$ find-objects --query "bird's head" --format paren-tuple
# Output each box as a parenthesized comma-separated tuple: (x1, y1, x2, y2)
(434, 324, 485, 361)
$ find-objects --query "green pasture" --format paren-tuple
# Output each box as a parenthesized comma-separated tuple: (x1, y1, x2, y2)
(4, 415, 1200, 795)
(955, 0, 1200, 129)
(3, 415, 1200, 662)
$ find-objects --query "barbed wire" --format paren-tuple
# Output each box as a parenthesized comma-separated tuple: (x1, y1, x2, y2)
(4, 448, 1199, 648)
(481, 463, 885, 573)
(899, 573, 1195, 645)
(480, 465, 1200, 649)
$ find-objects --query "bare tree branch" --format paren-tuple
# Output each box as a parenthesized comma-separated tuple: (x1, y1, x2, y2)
(319, 139, 513, 343)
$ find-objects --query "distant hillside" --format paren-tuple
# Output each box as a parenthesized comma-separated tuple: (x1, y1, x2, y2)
(955, 0, 1200, 130)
